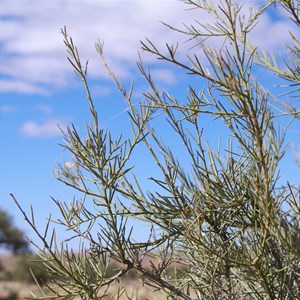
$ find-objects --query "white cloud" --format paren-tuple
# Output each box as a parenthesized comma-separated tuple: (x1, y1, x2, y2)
(0, 104, 16, 113)
(0, 56, 70, 86)
(34, 104, 53, 116)
(0, 0, 187, 96)
(151, 68, 177, 85)
(90, 84, 112, 97)
(21, 119, 66, 138)
(0, 0, 296, 95)
(0, 79, 49, 95)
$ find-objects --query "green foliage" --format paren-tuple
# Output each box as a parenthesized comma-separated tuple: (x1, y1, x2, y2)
(0, 260, 11, 281)
(11, 0, 300, 299)
(0, 209, 29, 254)
(13, 253, 49, 284)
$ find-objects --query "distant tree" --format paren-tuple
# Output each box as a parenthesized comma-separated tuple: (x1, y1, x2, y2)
(0, 209, 29, 254)
(13, 253, 49, 284)
(11, 0, 300, 299)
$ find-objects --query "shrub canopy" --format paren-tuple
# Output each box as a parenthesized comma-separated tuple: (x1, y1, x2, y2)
(12, 0, 300, 299)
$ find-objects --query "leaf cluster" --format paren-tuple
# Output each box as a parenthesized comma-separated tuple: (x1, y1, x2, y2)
(11, 0, 300, 299)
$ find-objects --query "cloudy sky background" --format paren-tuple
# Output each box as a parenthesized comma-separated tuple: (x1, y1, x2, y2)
(0, 0, 299, 248)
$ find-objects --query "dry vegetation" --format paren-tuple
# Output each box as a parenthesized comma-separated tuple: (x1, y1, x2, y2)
(0, 279, 165, 300)
(0, 254, 188, 299)
(0, 254, 34, 300)
(7, 0, 300, 299)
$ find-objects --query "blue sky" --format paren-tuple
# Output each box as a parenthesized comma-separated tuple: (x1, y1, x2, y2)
(0, 0, 299, 249)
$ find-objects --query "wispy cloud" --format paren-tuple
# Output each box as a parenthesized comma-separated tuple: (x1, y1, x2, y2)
(0, 1, 186, 95)
(151, 69, 177, 86)
(90, 84, 112, 97)
(0, 79, 49, 95)
(34, 104, 53, 116)
(0, 1, 296, 95)
(21, 119, 66, 138)
(0, 104, 16, 113)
